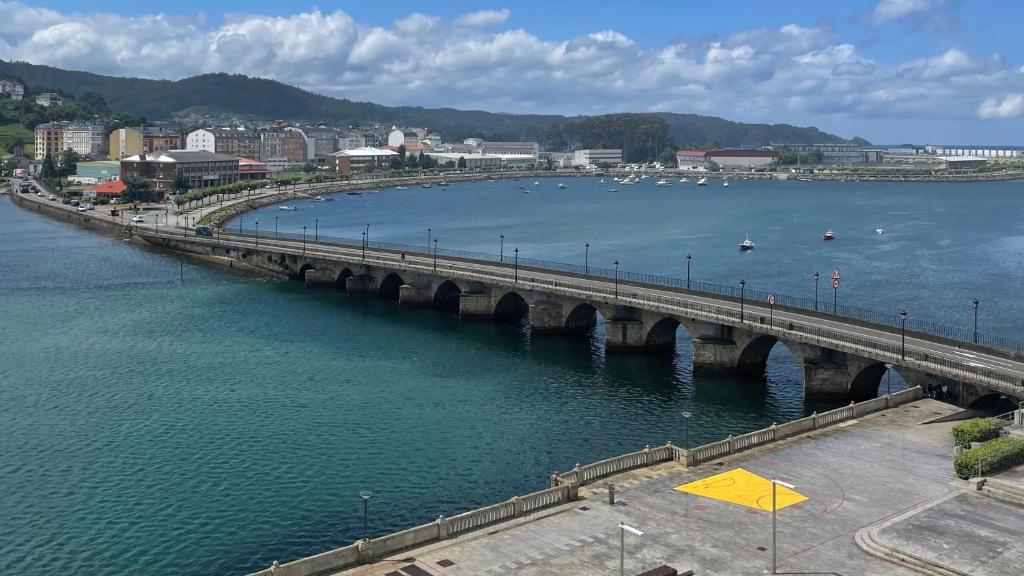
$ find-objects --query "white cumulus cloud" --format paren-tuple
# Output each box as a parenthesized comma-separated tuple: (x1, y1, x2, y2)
(978, 94, 1024, 119)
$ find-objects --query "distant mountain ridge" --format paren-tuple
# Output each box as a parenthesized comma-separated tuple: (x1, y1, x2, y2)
(0, 59, 866, 147)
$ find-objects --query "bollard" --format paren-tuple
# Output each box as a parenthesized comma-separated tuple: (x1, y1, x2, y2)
(605, 481, 615, 505)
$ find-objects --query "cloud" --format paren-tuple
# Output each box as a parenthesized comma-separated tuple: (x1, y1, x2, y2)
(870, 0, 962, 32)
(978, 94, 1024, 119)
(0, 1, 1020, 139)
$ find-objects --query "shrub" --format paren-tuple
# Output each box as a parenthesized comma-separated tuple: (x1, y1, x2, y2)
(952, 418, 1001, 448)
(954, 437, 1024, 479)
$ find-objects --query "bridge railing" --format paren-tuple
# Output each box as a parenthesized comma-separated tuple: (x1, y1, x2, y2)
(226, 225, 1024, 358)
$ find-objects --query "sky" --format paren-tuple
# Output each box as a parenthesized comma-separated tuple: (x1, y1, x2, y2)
(1, 0, 1023, 144)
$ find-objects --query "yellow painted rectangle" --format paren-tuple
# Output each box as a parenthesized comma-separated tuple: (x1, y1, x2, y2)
(674, 468, 807, 511)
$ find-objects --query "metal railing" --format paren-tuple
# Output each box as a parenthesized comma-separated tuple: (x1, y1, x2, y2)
(223, 225, 1024, 359)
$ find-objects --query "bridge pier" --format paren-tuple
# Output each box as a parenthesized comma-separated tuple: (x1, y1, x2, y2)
(689, 321, 747, 371)
(304, 269, 336, 287)
(529, 303, 566, 333)
(345, 274, 376, 294)
(398, 284, 433, 308)
(605, 319, 647, 351)
(458, 292, 494, 320)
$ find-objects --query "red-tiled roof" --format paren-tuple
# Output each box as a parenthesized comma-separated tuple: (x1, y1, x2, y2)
(89, 180, 127, 196)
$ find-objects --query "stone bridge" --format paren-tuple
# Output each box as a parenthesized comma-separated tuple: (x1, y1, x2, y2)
(143, 229, 1024, 407)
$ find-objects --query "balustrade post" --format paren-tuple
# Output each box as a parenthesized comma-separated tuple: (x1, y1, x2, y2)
(356, 538, 373, 564)
(727, 434, 734, 454)
(770, 422, 777, 441)
(569, 482, 579, 501)
(511, 495, 523, 517)
(437, 515, 449, 540)
(812, 411, 819, 429)
(644, 444, 652, 466)
(550, 473, 560, 488)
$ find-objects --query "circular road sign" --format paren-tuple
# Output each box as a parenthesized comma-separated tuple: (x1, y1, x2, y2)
(832, 278, 841, 289)
(767, 294, 776, 306)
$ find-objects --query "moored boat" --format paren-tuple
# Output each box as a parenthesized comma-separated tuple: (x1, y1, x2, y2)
(739, 235, 755, 251)
(823, 229, 835, 241)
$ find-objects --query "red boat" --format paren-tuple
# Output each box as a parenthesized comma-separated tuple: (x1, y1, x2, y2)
(823, 229, 835, 241)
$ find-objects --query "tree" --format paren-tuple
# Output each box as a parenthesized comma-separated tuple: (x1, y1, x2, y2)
(457, 156, 467, 169)
(388, 156, 403, 170)
(172, 173, 190, 194)
(121, 177, 156, 203)
(40, 153, 57, 178)
(58, 149, 79, 178)
(397, 144, 406, 160)
(541, 122, 567, 152)
(301, 162, 317, 173)
(656, 147, 677, 167)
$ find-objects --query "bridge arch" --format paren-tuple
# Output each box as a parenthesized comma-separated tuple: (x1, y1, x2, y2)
(493, 291, 530, 324)
(297, 263, 316, 281)
(849, 362, 908, 400)
(736, 335, 803, 383)
(645, 316, 689, 350)
(335, 268, 354, 290)
(564, 303, 599, 335)
(968, 393, 1021, 414)
(433, 280, 462, 311)
(378, 272, 405, 300)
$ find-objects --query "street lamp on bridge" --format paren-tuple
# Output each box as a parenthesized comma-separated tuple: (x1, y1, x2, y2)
(302, 225, 307, 256)
(614, 260, 620, 298)
(740, 279, 746, 322)
(972, 298, 980, 344)
(433, 238, 438, 271)
(255, 220, 259, 247)
(813, 272, 820, 311)
(314, 218, 319, 242)
(585, 242, 590, 274)
(427, 227, 432, 251)
(686, 254, 692, 290)
(361, 231, 366, 260)
(900, 309, 908, 360)
(500, 234, 504, 261)
(514, 248, 519, 283)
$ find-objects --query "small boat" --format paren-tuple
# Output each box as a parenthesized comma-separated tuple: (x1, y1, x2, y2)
(823, 229, 835, 241)
(324, 197, 336, 201)
(313, 196, 324, 202)
(696, 177, 708, 186)
(739, 235, 755, 251)
(620, 177, 636, 185)
(679, 177, 689, 183)
(395, 186, 407, 190)
(279, 205, 297, 211)
(723, 181, 730, 187)
(558, 183, 568, 189)
(345, 191, 362, 197)
(655, 178, 672, 187)
(609, 188, 619, 192)
(600, 178, 606, 184)
(439, 181, 449, 186)
(422, 183, 432, 189)
(533, 181, 540, 186)
(875, 227, 885, 235)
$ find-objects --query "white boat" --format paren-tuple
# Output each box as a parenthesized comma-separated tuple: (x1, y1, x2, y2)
(679, 177, 690, 183)
(534, 181, 540, 186)
(620, 177, 636, 185)
(739, 235, 755, 251)
(875, 227, 885, 235)
(823, 229, 835, 241)
(696, 177, 708, 186)
(422, 183, 432, 188)
(395, 186, 407, 190)
(558, 183, 568, 189)
(609, 188, 619, 192)
(600, 178, 606, 184)
(313, 196, 324, 201)
(655, 178, 672, 187)
(279, 205, 297, 211)
(723, 181, 730, 188)
(439, 181, 449, 186)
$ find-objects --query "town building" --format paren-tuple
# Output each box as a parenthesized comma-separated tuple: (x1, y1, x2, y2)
(304, 127, 342, 163)
(388, 127, 423, 149)
(119, 150, 239, 197)
(85, 180, 127, 200)
(480, 141, 539, 160)
(0, 79, 24, 100)
(186, 128, 260, 160)
(35, 92, 63, 107)
(34, 121, 68, 160)
(332, 147, 398, 174)
(572, 149, 623, 167)
(63, 122, 107, 158)
(938, 156, 988, 171)
(420, 133, 442, 150)
(768, 143, 866, 164)
(74, 160, 120, 182)
(539, 151, 573, 168)
(924, 145, 1023, 159)
(706, 149, 778, 170)
(109, 126, 184, 159)
(676, 150, 715, 171)
(238, 157, 271, 180)
(423, 152, 502, 169)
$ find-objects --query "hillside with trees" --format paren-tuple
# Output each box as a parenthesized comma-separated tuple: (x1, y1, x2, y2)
(0, 59, 866, 157)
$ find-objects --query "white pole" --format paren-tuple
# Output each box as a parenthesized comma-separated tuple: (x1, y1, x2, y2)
(770, 480, 795, 574)
(618, 523, 643, 576)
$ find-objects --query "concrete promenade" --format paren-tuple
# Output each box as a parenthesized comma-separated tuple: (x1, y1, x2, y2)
(327, 399, 1020, 576)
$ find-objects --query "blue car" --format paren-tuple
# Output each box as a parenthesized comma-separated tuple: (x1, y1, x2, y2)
(195, 226, 213, 237)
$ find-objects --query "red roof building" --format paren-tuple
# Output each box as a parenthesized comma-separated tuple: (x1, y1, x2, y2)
(88, 180, 127, 197)
(238, 157, 271, 180)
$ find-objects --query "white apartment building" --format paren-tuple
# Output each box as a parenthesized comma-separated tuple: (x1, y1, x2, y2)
(572, 149, 623, 167)
(63, 123, 107, 157)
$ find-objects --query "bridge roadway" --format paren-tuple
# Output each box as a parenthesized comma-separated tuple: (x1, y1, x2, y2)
(143, 225, 1024, 405)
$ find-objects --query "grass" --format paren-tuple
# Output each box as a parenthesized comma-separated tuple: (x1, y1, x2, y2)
(0, 122, 32, 155)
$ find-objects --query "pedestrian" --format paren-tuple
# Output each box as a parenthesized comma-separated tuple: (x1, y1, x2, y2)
(401, 252, 406, 262)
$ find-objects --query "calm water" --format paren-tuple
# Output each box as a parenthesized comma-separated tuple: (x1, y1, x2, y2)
(1, 177, 1021, 576)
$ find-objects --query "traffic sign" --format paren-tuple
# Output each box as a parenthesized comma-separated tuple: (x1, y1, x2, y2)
(767, 294, 776, 306)
(832, 278, 840, 289)
(831, 267, 841, 280)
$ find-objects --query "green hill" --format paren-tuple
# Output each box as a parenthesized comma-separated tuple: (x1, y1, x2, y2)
(0, 59, 865, 150)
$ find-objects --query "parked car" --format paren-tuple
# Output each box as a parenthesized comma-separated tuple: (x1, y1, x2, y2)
(61, 198, 71, 205)
(85, 204, 95, 211)
(130, 215, 145, 223)
(77, 206, 89, 212)
(48, 195, 56, 201)
(195, 226, 213, 237)
(70, 200, 80, 207)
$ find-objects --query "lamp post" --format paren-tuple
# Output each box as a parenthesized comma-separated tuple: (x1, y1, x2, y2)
(681, 411, 692, 449)
(740, 279, 746, 322)
(359, 491, 372, 542)
(255, 220, 259, 247)
(274, 215, 278, 238)
(361, 231, 366, 260)
(884, 363, 893, 396)
(239, 215, 243, 234)
(614, 260, 620, 298)
(427, 227, 432, 251)
(585, 242, 590, 274)
(770, 479, 796, 574)
(302, 225, 307, 256)
(972, 298, 980, 344)
(686, 254, 692, 290)
(314, 218, 319, 242)
(500, 234, 505, 262)
(433, 238, 438, 271)
(364, 222, 369, 246)
(618, 523, 643, 576)
(813, 272, 819, 311)
(514, 248, 519, 282)
(900, 310, 908, 360)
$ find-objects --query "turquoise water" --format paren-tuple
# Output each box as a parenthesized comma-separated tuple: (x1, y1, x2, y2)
(2, 177, 1021, 575)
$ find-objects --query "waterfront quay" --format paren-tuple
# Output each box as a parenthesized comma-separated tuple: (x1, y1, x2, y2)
(255, 396, 1024, 576)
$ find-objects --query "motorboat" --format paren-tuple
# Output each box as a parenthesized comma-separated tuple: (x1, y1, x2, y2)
(823, 229, 835, 241)
(655, 178, 672, 187)
(875, 227, 885, 235)
(696, 177, 708, 186)
(679, 177, 690, 183)
(723, 181, 730, 187)
(395, 186, 407, 190)
(558, 183, 568, 189)
(620, 177, 636, 185)
(609, 188, 619, 192)
(600, 178, 606, 184)
(739, 235, 755, 251)
(422, 183, 432, 188)
(279, 205, 297, 211)
(534, 181, 540, 186)
(439, 181, 449, 186)
(313, 196, 324, 201)
(345, 191, 362, 196)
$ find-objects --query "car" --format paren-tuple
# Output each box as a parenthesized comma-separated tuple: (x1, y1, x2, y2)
(77, 206, 89, 212)
(130, 215, 145, 223)
(85, 204, 95, 211)
(70, 200, 80, 207)
(48, 195, 56, 201)
(61, 199, 71, 205)
(195, 226, 213, 237)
